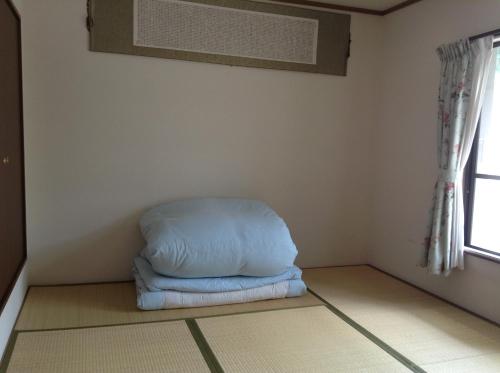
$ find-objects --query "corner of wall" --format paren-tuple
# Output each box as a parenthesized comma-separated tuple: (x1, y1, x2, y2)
(0, 264, 29, 363)
(366, 0, 500, 324)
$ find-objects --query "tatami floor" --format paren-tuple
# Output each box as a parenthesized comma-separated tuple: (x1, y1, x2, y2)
(1, 265, 499, 372)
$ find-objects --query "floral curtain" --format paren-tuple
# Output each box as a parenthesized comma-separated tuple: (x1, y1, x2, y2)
(423, 36, 494, 276)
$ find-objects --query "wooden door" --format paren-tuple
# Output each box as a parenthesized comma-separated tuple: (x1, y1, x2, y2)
(0, 0, 26, 313)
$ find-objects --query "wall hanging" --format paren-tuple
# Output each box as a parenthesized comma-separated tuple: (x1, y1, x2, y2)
(87, 0, 351, 75)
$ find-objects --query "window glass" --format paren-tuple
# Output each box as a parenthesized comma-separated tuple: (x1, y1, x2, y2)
(476, 48, 500, 176)
(470, 178, 500, 253)
(466, 45, 500, 255)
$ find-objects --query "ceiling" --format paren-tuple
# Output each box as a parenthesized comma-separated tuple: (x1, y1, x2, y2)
(311, 0, 410, 11)
(288, 0, 416, 14)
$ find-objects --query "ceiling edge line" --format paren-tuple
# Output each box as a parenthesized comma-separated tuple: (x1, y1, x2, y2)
(270, 0, 383, 16)
(381, 0, 423, 15)
(271, 0, 423, 16)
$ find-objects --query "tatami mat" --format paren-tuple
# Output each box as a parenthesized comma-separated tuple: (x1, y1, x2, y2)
(5, 321, 209, 373)
(197, 306, 411, 372)
(421, 353, 500, 372)
(16, 282, 322, 331)
(304, 266, 500, 373)
(8, 266, 500, 372)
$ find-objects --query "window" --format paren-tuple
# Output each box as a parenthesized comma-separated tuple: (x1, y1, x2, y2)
(464, 42, 500, 257)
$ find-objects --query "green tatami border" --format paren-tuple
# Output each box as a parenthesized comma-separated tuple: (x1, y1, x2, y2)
(1, 291, 426, 373)
(0, 304, 322, 372)
(186, 319, 224, 373)
(307, 289, 426, 373)
(0, 332, 18, 373)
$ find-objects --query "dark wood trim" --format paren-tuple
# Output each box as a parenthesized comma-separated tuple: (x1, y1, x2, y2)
(30, 279, 134, 288)
(271, 0, 382, 16)
(380, 0, 423, 15)
(367, 264, 500, 327)
(0, 0, 28, 317)
(471, 28, 500, 41)
(464, 248, 500, 265)
(301, 264, 370, 270)
(5, 0, 19, 17)
(267, 0, 423, 16)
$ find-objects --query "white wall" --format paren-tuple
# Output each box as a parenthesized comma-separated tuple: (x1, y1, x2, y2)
(371, 0, 500, 324)
(18, 0, 500, 324)
(20, 0, 383, 284)
(0, 266, 28, 362)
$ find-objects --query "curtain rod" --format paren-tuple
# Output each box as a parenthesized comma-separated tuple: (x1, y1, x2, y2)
(470, 28, 500, 41)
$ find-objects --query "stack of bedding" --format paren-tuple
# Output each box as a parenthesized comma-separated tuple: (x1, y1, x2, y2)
(133, 198, 307, 310)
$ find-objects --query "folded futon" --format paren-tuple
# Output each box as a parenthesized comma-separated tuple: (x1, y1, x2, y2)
(134, 198, 307, 310)
(133, 257, 306, 310)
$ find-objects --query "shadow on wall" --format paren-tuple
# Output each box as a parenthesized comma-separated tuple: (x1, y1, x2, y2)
(29, 210, 145, 285)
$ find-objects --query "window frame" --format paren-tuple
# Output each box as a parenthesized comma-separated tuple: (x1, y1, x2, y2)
(463, 41, 500, 259)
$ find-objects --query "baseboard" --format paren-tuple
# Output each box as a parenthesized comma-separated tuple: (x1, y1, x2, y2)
(0, 265, 29, 365)
(301, 263, 369, 270)
(367, 264, 499, 327)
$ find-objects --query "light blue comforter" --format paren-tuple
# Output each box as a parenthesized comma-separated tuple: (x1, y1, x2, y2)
(140, 198, 298, 278)
(134, 256, 303, 293)
(133, 264, 307, 310)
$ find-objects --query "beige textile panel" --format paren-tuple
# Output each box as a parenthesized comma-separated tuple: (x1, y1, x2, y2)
(89, 0, 350, 75)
